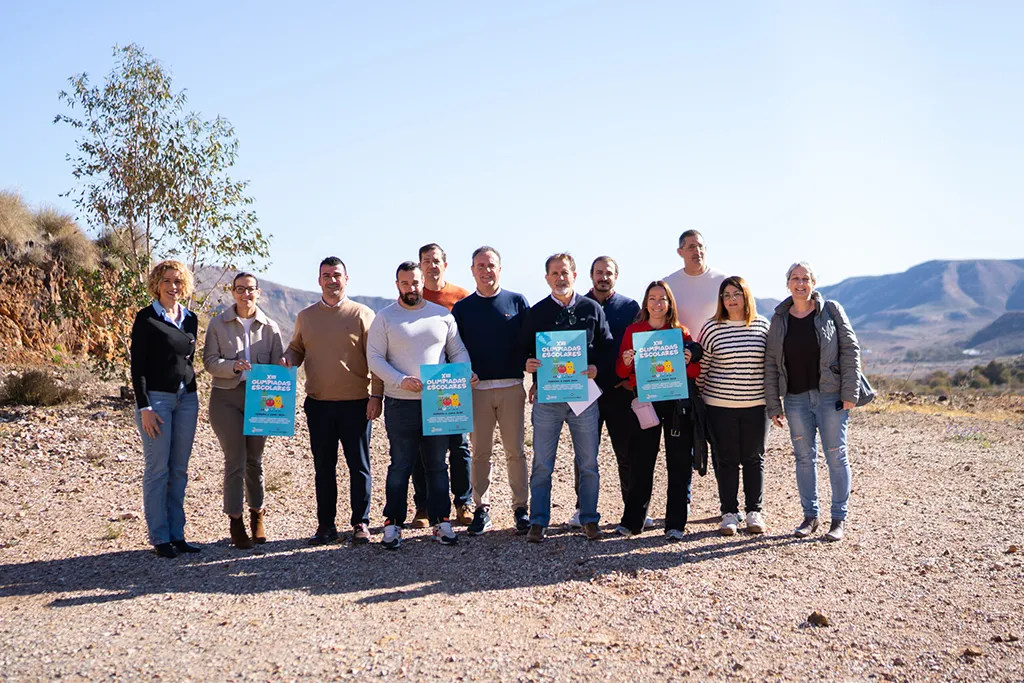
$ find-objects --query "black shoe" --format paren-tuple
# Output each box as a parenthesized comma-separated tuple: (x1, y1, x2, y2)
(824, 519, 845, 542)
(467, 507, 492, 536)
(171, 540, 201, 553)
(793, 517, 820, 538)
(153, 543, 177, 558)
(514, 507, 530, 534)
(308, 526, 339, 546)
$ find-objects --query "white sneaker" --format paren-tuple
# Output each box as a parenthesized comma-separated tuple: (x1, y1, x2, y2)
(434, 521, 458, 545)
(719, 513, 741, 536)
(664, 528, 684, 542)
(382, 524, 402, 550)
(615, 525, 637, 538)
(567, 509, 582, 528)
(745, 511, 766, 534)
(643, 516, 656, 530)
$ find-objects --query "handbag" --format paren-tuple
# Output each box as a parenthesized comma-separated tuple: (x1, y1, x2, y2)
(825, 300, 875, 408)
(631, 395, 660, 429)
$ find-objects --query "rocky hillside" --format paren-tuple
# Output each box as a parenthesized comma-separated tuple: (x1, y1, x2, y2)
(966, 312, 1024, 355)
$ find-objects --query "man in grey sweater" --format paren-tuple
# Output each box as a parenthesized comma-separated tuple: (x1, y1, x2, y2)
(367, 261, 477, 549)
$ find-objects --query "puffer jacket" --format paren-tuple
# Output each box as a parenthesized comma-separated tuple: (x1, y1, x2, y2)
(764, 292, 861, 418)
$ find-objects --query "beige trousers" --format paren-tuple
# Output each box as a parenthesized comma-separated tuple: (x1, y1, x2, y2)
(209, 385, 267, 516)
(470, 384, 528, 510)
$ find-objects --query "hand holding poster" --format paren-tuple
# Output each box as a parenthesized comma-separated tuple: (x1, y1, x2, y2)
(535, 330, 588, 402)
(633, 328, 689, 401)
(421, 362, 473, 436)
(244, 365, 297, 436)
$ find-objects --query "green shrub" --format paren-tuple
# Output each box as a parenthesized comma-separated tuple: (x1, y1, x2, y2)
(1, 369, 83, 406)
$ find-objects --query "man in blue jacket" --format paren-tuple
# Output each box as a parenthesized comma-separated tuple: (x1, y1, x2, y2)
(520, 253, 614, 542)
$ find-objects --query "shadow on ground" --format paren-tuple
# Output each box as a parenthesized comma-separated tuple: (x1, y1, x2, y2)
(0, 524, 812, 607)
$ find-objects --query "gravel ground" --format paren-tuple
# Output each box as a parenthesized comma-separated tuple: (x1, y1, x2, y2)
(1, 378, 1022, 682)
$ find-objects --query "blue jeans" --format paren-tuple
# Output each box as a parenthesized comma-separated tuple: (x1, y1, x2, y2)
(135, 388, 199, 546)
(412, 431, 472, 509)
(383, 398, 450, 526)
(783, 390, 851, 521)
(529, 401, 600, 527)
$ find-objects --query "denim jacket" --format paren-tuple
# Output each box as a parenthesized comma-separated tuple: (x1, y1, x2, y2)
(764, 292, 861, 418)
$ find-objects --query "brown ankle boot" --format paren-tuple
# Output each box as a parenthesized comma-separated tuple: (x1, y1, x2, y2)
(250, 509, 266, 544)
(230, 516, 253, 549)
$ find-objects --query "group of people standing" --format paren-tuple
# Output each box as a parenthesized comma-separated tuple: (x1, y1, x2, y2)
(130, 230, 864, 558)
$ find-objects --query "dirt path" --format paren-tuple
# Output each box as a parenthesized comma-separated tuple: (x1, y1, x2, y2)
(1, 385, 1022, 681)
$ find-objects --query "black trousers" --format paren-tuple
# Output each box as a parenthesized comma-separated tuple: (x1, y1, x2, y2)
(574, 387, 634, 508)
(412, 432, 472, 509)
(707, 404, 768, 514)
(304, 397, 372, 528)
(621, 400, 693, 533)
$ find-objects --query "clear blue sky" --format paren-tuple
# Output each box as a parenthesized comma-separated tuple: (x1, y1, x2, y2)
(2, 1, 1021, 305)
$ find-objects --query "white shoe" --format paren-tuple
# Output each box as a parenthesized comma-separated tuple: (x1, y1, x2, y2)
(745, 511, 766, 534)
(720, 513, 741, 536)
(643, 516, 656, 530)
(615, 525, 637, 538)
(434, 521, 458, 545)
(382, 524, 402, 550)
(567, 509, 582, 528)
(664, 528, 684, 542)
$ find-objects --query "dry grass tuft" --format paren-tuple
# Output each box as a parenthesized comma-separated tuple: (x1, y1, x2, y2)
(0, 190, 40, 248)
(35, 206, 78, 239)
(1, 369, 84, 406)
(50, 230, 99, 272)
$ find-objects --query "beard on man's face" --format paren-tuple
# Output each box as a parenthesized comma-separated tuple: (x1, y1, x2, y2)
(401, 291, 421, 306)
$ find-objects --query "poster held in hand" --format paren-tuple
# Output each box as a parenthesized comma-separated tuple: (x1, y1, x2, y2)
(633, 328, 688, 401)
(535, 330, 588, 402)
(421, 362, 473, 435)
(244, 365, 297, 436)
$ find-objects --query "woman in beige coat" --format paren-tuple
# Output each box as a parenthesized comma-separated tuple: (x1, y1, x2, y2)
(204, 273, 285, 548)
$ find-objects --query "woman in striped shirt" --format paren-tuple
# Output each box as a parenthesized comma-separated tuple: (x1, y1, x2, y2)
(698, 276, 770, 536)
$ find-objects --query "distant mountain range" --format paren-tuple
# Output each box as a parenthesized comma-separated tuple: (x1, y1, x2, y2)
(201, 259, 1024, 363)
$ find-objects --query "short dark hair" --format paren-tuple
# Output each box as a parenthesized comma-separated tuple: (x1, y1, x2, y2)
(545, 252, 575, 274)
(418, 243, 446, 262)
(396, 261, 421, 280)
(678, 230, 703, 248)
(472, 245, 501, 264)
(590, 255, 618, 276)
(232, 271, 259, 288)
(319, 256, 347, 273)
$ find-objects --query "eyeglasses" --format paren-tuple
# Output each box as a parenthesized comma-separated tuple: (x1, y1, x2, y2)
(233, 287, 258, 294)
(556, 306, 577, 326)
(721, 292, 744, 301)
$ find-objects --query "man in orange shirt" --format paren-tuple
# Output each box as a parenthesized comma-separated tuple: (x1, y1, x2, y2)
(410, 243, 473, 526)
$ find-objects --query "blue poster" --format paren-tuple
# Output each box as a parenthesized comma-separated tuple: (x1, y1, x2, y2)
(421, 362, 473, 436)
(535, 330, 588, 402)
(243, 365, 297, 436)
(633, 328, 689, 401)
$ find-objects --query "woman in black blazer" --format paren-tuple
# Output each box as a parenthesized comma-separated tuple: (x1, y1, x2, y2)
(130, 260, 201, 558)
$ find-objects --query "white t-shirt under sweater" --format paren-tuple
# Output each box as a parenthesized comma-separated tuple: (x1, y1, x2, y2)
(367, 300, 471, 400)
(697, 316, 770, 408)
(662, 266, 728, 342)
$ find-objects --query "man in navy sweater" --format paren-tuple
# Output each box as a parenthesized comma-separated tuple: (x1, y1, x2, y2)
(452, 246, 531, 535)
(562, 256, 642, 528)
(519, 253, 614, 542)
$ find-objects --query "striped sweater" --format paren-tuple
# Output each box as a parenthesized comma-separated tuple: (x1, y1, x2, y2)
(698, 316, 770, 408)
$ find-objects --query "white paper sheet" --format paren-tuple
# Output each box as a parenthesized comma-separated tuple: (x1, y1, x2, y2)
(568, 378, 603, 416)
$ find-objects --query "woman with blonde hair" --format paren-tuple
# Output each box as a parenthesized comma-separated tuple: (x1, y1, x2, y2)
(698, 276, 771, 535)
(204, 272, 284, 549)
(130, 260, 201, 558)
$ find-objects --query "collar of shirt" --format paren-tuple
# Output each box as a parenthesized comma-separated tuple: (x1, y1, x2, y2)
(549, 292, 580, 309)
(585, 289, 617, 307)
(475, 287, 502, 298)
(152, 300, 189, 329)
(319, 296, 347, 309)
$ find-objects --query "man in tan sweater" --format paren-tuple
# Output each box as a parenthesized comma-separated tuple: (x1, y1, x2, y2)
(283, 257, 383, 546)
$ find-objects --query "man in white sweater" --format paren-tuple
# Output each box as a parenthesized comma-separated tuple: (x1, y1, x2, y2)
(663, 230, 728, 342)
(367, 261, 476, 550)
